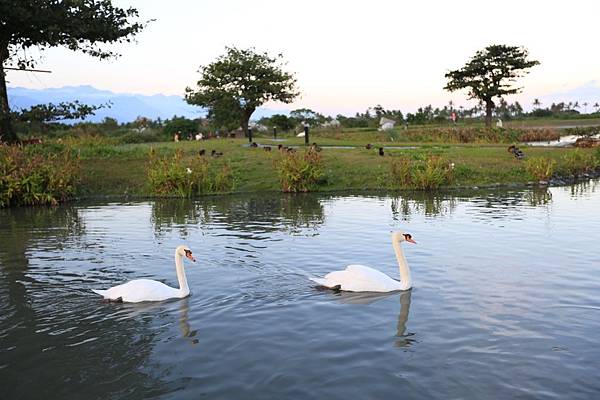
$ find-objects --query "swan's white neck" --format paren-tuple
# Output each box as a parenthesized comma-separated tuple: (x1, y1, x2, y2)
(392, 239, 412, 290)
(175, 253, 190, 297)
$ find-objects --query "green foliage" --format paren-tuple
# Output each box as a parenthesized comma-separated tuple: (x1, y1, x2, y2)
(118, 131, 165, 144)
(559, 150, 598, 175)
(185, 46, 299, 133)
(0, 145, 80, 207)
(393, 127, 558, 143)
(147, 150, 235, 197)
(565, 126, 600, 138)
(14, 101, 107, 134)
(525, 157, 556, 181)
(0, 0, 146, 143)
(444, 44, 539, 126)
(390, 155, 454, 190)
(163, 117, 199, 137)
(268, 114, 295, 132)
(275, 150, 324, 192)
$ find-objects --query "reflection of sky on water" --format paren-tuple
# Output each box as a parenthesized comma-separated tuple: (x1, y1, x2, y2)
(2, 180, 600, 399)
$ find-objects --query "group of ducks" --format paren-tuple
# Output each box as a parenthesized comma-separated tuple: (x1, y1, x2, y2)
(248, 142, 322, 154)
(198, 149, 224, 157)
(92, 230, 418, 303)
(365, 143, 385, 156)
(507, 145, 526, 160)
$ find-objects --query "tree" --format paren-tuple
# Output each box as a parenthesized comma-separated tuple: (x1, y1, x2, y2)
(444, 44, 540, 127)
(0, 0, 145, 143)
(268, 114, 295, 132)
(533, 98, 541, 109)
(185, 47, 298, 138)
(15, 101, 104, 133)
(163, 116, 199, 137)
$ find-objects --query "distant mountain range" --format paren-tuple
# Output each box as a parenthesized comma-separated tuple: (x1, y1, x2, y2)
(6, 85, 289, 123)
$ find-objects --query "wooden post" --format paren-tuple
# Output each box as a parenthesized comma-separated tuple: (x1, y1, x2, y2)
(273, 127, 277, 139)
(248, 127, 253, 143)
(304, 125, 309, 146)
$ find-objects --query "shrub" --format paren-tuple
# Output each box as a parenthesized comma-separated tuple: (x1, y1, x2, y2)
(517, 128, 560, 142)
(525, 157, 556, 181)
(413, 156, 454, 190)
(565, 126, 600, 138)
(389, 157, 412, 187)
(390, 154, 454, 190)
(118, 131, 166, 144)
(0, 145, 80, 207)
(147, 150, 234, 196)
(559, 150, 598, 175)
(275, 150, 324, 192)
(211, 163, 235, 192)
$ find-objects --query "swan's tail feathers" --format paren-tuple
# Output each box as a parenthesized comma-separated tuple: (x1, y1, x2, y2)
(92, 289, 108, 297)
(310, 277, 331, 287)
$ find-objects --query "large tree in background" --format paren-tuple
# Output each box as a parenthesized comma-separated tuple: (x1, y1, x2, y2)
(444, 45, 539, 127)
(0, 0, 146, 143)
(185, 47, 299, 136)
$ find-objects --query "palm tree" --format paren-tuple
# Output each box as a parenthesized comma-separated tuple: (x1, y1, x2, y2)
(594, 102, 600, 113)
(533, 98, 541, 109)
(582, 102, 588, 114)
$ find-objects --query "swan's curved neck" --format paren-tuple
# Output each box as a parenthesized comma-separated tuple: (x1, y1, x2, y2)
(175, 253, 190, 297)
(392, 240, 412, 290)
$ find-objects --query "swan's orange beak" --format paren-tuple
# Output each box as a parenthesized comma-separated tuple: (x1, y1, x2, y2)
(406, 237, 416, 244)
(184, 250, 196, 262)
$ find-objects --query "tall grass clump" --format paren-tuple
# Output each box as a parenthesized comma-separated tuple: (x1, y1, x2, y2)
(525, 157, 556, 181)
(396, 127, 559, 143)
(559, 150, 599, 175)
(147, 150, 234, 196)
(275, 150, 324, 192)
(0, 145, 80, 207)
(390, 155, 454, 190)
(517, 128, 560, 142)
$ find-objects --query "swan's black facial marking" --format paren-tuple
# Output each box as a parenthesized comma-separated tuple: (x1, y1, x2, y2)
(403, 233, 417, 244)
(184, 249, 196, 262)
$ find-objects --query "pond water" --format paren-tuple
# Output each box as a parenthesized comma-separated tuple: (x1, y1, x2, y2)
(1, 182, 600, 399)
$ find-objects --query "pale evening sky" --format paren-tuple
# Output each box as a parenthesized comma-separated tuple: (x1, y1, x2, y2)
(6, 0, 600, 115)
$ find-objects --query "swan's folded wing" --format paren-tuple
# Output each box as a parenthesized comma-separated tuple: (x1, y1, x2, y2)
(344, 264, 394, 283)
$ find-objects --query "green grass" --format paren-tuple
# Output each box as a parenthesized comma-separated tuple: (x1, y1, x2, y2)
(70, 134, 600, 197)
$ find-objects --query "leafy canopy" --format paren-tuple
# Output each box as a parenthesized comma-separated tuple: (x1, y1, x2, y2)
(0, 0, 146, 68)
(16, 101, 106, 124)
(185, 47, 299, 128)
(444, 45, 540, 103)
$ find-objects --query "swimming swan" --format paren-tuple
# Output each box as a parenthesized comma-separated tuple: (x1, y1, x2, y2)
(311, 231, 416, 292)
(92, 245, 196, 303)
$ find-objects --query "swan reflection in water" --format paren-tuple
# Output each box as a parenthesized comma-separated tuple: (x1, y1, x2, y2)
(328, 289, 415, 348)
(113, 296, 199, 345)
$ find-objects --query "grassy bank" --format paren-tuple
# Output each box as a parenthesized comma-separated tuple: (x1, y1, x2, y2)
(3, 129, 599, 207)
(76, 136, 599, 196)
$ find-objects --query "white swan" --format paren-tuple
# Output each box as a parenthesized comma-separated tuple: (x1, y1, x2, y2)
(311, 231, 416, 292)
(92, 245, 196, 303)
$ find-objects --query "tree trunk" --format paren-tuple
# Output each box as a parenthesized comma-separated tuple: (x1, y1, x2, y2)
(484, 100, 494, 128)
(0, 44, 18, 143)
(240, 107, 255, 138)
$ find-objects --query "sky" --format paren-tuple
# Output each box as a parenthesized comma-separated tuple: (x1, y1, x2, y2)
(6, 0, 600, 115)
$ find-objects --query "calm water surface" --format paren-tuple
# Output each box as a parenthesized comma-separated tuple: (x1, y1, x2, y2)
(1, 182, 599, 399)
